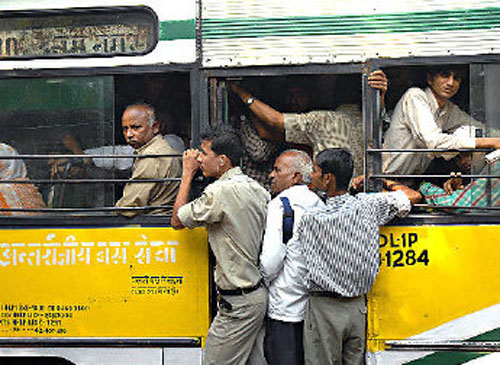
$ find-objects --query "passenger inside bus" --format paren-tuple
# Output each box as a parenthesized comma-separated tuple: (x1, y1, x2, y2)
(383, 65, 500, 187)
(115, 104, 181, 217)
(230, 70, 388, 178)
(230, 78, 317, 191)
(0, 143, 46, 215)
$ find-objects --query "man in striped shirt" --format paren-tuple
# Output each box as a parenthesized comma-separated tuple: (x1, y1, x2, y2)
(298, 148, 420, 365)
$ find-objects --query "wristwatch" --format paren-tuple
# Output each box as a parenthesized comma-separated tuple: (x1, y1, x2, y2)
(245, 96, 256, 106)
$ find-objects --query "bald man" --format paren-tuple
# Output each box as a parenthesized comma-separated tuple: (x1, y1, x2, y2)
(115, 103, 181, 217)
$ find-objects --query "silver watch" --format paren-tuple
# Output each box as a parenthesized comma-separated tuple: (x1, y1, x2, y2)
(245, 96, 256, 106)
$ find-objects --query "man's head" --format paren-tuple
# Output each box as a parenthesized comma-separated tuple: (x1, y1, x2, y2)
(198, 124, 243, 178)
(121, 104, 159, 149)
(269, 149, 312, 194)
(426, 66, 464, 103)
(310, 148, 353, 195)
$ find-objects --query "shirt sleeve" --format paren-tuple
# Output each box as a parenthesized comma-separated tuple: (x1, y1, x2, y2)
(240, 120, 279, 163)
(370, 191, 411, 225)
(177, 185, 224, 228)
(259, 199, 287, 284)
(404, 90, 476, 150)
(283, 112, 314, 145)
(115, 156, 161, 217)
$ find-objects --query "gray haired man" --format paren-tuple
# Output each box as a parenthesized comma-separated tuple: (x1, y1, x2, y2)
(260, 149, 324, 365)
(115, 103, 181, 216)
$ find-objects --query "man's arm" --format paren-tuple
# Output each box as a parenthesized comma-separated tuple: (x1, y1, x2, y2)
(230, 83, 285, 142)
(115, 157, 159, 217)
(171, 149, 200, 229)
(259, 199, 287, 283)
(384, 179, 422, 204)
(475, 138, 500, 150)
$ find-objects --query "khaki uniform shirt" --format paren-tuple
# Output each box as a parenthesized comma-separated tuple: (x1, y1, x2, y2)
(177, 167, 270, 290)
(116, 134, 181, 217)
(383, 87, 482, 175)
(284, 105, 364, 177)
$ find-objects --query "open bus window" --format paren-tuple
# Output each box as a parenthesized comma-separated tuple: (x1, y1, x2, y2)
(0, 72, 190, 216)
(379, 64, 500, 213)
(226, 73, 362, 191)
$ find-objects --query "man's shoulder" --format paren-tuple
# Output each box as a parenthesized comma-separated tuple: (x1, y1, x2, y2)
(140, 135, 176, 154)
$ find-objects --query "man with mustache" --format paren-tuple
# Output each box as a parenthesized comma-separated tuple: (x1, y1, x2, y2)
(115, 103, 181, 216)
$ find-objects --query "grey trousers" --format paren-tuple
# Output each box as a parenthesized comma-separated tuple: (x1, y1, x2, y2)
(304, 295, 366, 365)
(204, 286, 268, 365)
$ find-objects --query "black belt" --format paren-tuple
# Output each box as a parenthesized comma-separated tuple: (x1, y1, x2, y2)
(310, 290, 344, 298)
(218, 281, 262, 296)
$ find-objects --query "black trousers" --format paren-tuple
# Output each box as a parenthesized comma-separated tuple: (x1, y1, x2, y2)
(264, 317, 304, 365)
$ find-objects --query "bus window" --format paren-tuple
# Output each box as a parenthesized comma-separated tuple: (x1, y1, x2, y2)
(224, 73, 363, 191)
(375, 63, 500, 213)
(0, 72, 191, 216)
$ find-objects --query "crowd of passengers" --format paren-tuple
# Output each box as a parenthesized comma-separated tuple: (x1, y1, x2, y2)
(2, 66, 500, 363)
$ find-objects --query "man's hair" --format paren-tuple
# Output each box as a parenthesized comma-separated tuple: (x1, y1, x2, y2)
(200, 124, 243, 166)
(316, 148, 353, 190)
(281, 149, 313, 185)
(126, 103, 157, 127)
(426, 65, 465, 82)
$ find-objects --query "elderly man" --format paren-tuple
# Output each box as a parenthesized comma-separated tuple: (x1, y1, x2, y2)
(115, 103, 180, 217)
(171, 125, 270, 365)
(298, 148, 420, 365)
(383, 66, 500, 177)
(260, 149, 323, 365)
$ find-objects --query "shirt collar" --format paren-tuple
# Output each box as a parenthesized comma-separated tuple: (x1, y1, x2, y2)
(325, 193, 351, 208)
(135, 134, 162, 154)
(218, 166, 243, 181)
(425, 87, 450, 118)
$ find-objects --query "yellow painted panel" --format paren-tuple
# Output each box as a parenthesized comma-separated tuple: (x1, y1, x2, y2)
(367, 225, 500, 352)
(0, 227, 209, 339)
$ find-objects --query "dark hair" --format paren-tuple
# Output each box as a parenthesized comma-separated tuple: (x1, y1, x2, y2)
(200, 124, 243, 166)
(316, 148, 353, 190)
(426, 65, 465, 82)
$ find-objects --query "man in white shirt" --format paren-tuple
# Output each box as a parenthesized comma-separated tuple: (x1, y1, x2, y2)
(260, 149, 323, 365)
(384, 66, 500, 177)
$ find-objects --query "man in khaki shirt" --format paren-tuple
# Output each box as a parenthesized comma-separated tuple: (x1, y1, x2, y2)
(115, 104, 181, 217)
(172, 125, 270, 365)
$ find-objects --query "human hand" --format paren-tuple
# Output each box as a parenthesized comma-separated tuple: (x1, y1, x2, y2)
(351, 175, 365, 191)
(443, 172, 464, 194)
(368, 70, 388, 94)
(182, 149, 200, 177)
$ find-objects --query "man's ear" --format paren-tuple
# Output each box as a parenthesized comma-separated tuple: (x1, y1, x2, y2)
(426, 73, 433, 87)
(152, 121, 160, 134)
(292, 171, 302, 185)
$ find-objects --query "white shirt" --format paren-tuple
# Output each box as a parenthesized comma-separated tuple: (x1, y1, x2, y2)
(84, 134, 184, 171)
(260, 184, 324, 322)
(383, 87, 482, 175)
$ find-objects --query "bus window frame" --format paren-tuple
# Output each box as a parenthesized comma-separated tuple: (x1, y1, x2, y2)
(367, 55, 500, 217)
(0, 6, 159, 60)
(0, 63, 200, 225)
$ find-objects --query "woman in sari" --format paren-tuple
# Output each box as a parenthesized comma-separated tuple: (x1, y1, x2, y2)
(0, 143, 46, 215)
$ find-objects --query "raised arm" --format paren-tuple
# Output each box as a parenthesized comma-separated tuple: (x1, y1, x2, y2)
(171, 149, 200, 229)
(230, 83, 285, 142)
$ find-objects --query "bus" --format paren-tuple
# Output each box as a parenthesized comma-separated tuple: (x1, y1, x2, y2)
(0, 1, 210, 364)
(2, 0, 500, 364)
(200, 1, 500, 364)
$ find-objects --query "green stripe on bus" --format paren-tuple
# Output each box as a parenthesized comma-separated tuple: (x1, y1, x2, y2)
(159, 19, 195, 41)
(406, 328, 500, 364)
(202, 7, 500, 39)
